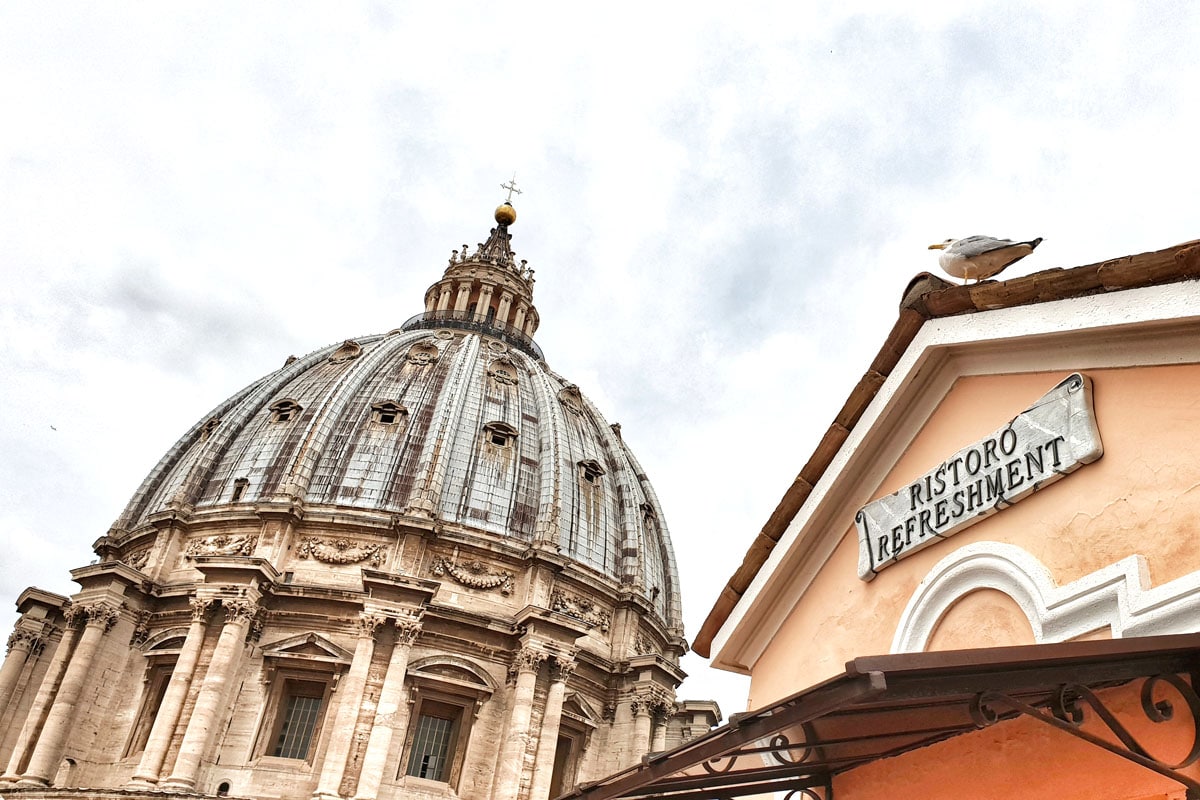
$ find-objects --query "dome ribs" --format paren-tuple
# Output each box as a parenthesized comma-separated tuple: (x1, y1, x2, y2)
(269, 337, 404, 504)
(385, 342, 455, 509)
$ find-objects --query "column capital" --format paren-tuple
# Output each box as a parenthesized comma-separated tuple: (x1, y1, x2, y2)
(509, 646, 547, 680)
(82, 602, 121, 632)
(5, 628, 41, 654)
(222, 600, 259, 625)
(189, 597, 216, 622)
(549, 657, 576, 683)
(357, 612, 386, 639)
(630, 687, 674, 718)
(394, 619, 422, 646)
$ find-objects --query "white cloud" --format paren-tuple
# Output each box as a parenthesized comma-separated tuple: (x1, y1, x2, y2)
(2, 0, 1200, 721)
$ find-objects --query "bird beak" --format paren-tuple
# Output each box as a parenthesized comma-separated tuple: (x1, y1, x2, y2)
(928, 243, 946, 250)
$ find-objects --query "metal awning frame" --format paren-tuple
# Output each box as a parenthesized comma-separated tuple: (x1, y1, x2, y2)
(560, 633, 1200, 800)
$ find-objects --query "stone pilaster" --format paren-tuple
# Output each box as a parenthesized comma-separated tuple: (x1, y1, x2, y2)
(0, 610, 81, 787)
(454, 282, 472, 313)
(352, 617, 422, 800)
(159, 599, 257, 792)
(528, 657, 575, 800)
(17, 602, 119, 787)
(313, 612, 384, 800)
(0, 628, 42, 719)
(496, 291, 514, 327)
(126, 598, 214, 788)
(491, 647, 546, 800)
(477, 285, 495, 319)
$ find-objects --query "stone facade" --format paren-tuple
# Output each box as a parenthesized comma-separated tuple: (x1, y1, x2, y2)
(0, 203, 715, 800)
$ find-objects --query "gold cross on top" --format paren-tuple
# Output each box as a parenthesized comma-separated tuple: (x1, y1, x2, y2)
(500, 174, 523, 203)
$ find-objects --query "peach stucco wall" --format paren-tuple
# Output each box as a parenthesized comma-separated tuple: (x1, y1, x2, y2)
(835, 679, 1199, 800)
(749, 364, 1200, 710)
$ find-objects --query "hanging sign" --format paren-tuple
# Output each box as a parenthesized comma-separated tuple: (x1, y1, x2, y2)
(856, 373, 1103, 581)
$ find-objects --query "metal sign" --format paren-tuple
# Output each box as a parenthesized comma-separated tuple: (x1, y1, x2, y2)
(856, 373, 1103, 581)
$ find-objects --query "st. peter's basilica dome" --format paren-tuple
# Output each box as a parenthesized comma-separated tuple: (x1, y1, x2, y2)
(0, 200, 715, 800)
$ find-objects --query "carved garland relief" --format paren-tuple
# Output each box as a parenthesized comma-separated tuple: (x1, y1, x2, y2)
(185, 534, 256, 559)
(296, 536, 387, 567)
(551, 589, 611, 633)
(430, 556, 514, 595)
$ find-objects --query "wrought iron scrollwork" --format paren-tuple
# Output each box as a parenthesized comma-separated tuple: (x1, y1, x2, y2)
(782, 789, 826, 800)
(970, 674, 1200, 793)
(768, 727, 816, 766)
(701, 753, 738, 774)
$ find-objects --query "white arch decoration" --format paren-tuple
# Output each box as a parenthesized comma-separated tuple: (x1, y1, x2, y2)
(891, 542, 1200, 653)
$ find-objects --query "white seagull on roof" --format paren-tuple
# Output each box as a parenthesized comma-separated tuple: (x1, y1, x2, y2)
(929, 235, 1043, 283)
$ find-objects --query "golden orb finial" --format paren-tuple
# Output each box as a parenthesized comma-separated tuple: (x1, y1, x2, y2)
(495, 202, 517, 225)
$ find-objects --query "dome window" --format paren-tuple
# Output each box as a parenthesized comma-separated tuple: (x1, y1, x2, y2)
(578, 459, 605, 484)
(231, 478, 249, 503)
(487, 357, 518, 386)
(484, 421, 518, 448)
(406, 342, 440, 366)
(371, 401, 408, 426)
(269, 399, 303, 423)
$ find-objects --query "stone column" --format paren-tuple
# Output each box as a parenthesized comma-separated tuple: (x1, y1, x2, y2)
(0, 613, 80, 786)
(650, 706, 668, 753)
(126, 598, 213, 788)
(453, 283, 472, 313)
(491, 647, 546, 800)
(159, 600, 257, 792)
(527, 658, 575, 800)
(352, 617, 421, 800)
(512, 303, 528, 334)
(436, 286, 452, 312)
(0, 628, 42, 720)
(628, 697, 653, 767)
(17, 602, 120, 787)
(523, 315, 537, 338)
(313, 612, 384, 800)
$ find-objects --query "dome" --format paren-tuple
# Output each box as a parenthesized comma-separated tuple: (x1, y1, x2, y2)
(0, 198, 712, 800)
(109, 209, 682, 632)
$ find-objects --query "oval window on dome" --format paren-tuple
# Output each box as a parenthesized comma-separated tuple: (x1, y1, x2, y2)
(406, 342, 440, 366)
(487, 357, 518, 386)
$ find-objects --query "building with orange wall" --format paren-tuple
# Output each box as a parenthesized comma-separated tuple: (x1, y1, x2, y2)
(564, 239, 1200, 800)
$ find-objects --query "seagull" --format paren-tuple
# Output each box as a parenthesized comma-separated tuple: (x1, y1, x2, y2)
(928, 235, 1043, 283)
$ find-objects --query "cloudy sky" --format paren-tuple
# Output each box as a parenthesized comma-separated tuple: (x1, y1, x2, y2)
(2, 2, 1199, 719)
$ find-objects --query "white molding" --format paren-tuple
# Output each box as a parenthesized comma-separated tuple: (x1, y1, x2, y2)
(891, 542, 1200, 653)
(710, 280, 1200, 671)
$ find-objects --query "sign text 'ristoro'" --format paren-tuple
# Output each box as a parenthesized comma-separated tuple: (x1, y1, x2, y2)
(856, 373, 1103, 581)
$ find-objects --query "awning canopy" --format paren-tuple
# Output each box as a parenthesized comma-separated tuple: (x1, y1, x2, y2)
(561, 634, 1200, 800)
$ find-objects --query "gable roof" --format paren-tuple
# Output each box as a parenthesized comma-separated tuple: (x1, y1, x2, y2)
(693, 239, 1200, 658)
